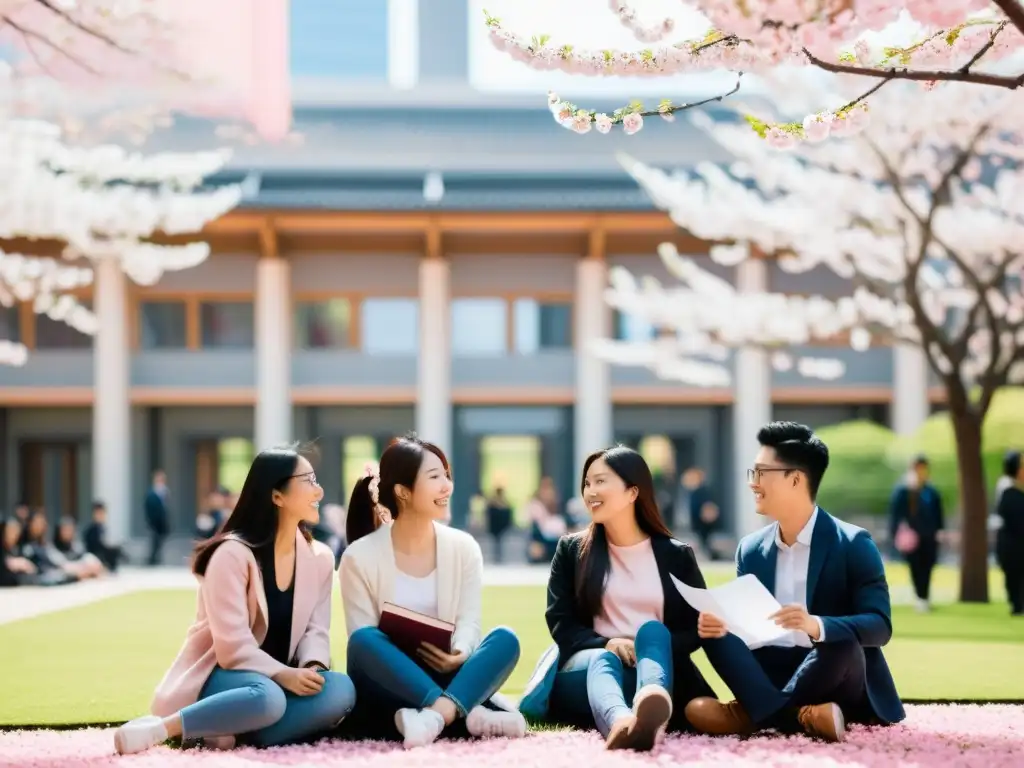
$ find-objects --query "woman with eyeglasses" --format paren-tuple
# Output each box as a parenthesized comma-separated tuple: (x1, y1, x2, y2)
(114, 446, 356, 755)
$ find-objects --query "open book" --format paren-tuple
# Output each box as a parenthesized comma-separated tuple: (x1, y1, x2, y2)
(670, 574, 810, 650)
(378, 603, 455, 658)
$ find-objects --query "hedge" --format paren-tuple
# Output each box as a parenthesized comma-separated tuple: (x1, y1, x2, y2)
(813, 387, 1024, 518)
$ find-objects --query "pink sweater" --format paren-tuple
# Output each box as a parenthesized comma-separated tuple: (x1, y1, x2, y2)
(593, 537, 664, 640)
(151, 531, 336, 717)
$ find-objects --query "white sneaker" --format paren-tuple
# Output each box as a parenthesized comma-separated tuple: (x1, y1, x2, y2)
(915, 598, 930, 613)
(466, 706, 528, 739)
(394, 708, 445, 749)
(113, 715, 168, 755)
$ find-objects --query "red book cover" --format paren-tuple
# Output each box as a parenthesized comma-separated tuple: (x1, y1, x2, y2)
(378, 602, 455, 658)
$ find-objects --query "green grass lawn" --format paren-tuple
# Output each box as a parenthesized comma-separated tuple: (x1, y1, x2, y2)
(1, 565, 1021, 726)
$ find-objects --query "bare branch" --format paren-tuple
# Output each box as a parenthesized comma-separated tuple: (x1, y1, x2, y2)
(1, 15, 99, 75)
(992, 0, 1024, 38)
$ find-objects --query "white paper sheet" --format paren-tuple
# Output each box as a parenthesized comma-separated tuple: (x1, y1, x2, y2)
(671, 574, 809, 649)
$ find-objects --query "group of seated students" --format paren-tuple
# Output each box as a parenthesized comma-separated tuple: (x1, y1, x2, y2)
(113, 421, 904, 755)
(1, 502, 123, 589)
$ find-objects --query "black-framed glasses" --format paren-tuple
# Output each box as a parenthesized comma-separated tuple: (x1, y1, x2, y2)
(746, 467, 793, 484)
(290, 471, 320, 487)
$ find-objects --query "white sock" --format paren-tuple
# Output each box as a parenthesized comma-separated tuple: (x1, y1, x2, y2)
(113, 715, 168, 755)
(394, 708, 445, 749)
(465, 706, 528, 739)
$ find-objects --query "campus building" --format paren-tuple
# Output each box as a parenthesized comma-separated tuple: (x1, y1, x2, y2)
(0, 1, 941, 543)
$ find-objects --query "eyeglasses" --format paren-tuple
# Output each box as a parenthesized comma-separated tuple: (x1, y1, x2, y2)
(290, 471, 320, 487)
(746, 467, 794, 484)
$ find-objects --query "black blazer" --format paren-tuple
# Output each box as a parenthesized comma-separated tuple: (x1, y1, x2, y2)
(546, 531, 706, 665)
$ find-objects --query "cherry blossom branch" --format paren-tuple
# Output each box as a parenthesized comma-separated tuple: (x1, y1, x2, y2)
(1, 14, 99, 75)
(609, 0, 674, 43)
(3, 0, 191, 80)
(802, 46, 1024, 91)
(549, 76, 742, 135)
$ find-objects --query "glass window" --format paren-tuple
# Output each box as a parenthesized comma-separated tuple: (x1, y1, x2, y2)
(139, 301, 187, 349)
(479, 435, 541, 527)
(360, 298, 418, 354)
(295, 299, 351, 349)
(513, 299, 572, 353)
(35, 300, 93, 349)
(200, 301, 254, 349)
(290, 0, 388, 78)
(613, 309, 656, 342)
(342, 436, 378, 498)
(0, 305, 20, 343)
(452, 298, 506, 356)
(218, 438, 254, 494)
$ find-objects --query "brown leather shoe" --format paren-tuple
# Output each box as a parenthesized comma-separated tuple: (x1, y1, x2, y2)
(684, 697, 755, 736)
(797, 703, 846, 742)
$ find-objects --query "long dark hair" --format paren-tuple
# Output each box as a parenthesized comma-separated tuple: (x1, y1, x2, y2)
(576, 445, 673, 618)
(346, 432, 450, 545)
(192, 445, 313, 576)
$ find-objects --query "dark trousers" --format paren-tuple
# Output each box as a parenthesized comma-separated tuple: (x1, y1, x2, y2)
(997, 538, 1024, 614)
(148, 531, 166, 566)
(703, 634, 871, 731)
(906, 537, 937, 601)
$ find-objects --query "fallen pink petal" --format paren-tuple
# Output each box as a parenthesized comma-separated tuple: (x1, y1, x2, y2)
(2, 705, 1022, 767)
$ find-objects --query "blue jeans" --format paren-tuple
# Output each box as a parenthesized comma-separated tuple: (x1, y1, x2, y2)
(549, 620, 672, 737)
(178, 667, 356, 746)
(344, 626, 520, 737)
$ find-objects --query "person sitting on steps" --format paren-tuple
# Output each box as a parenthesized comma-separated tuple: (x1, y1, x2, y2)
(686, 421, 906, 742)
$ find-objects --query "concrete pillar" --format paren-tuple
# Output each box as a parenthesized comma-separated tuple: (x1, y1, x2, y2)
(92, 257, 131, 543)
(892, 343, 930, 435)
(255, 256, 291, 451)
(733, 256, 771, 539)
(388, 0, 419, 89)
(574, 257, 613, 483)
(417, 0, 467, 84)
(416, 257, 451, 454)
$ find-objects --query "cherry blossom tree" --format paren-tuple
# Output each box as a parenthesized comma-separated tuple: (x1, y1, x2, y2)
(484, 1, 1024, 143)
(601, 79, 1024, 602)
(0, 0, 291, 365)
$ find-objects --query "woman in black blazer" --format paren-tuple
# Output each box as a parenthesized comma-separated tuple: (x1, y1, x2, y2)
(518, 445, 715, 752)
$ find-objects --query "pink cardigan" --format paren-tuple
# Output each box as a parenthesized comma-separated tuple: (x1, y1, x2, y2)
(151, 531, 335, 717)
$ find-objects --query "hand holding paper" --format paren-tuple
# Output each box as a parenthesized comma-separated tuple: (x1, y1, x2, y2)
(671, 574, 811, 650)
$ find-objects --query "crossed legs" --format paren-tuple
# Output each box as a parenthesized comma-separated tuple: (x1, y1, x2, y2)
(688, 634, 869, 742)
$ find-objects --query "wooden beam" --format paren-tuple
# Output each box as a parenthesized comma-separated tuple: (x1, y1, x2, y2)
(587, 225, 606, 261)
(258, 219, 279, 259)
(202, 210, 681, 238)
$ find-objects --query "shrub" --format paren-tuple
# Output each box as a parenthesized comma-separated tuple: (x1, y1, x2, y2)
(815, 420, 902, 518)
(887, 387, 1024, 517)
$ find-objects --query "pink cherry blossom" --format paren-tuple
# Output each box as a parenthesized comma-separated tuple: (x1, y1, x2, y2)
(483, 3, 1024, 147)
(621, 113, 644, 135)
(2, 705, 1022, 766)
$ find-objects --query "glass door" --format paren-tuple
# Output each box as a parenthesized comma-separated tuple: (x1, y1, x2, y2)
(19, 441, 81, 522)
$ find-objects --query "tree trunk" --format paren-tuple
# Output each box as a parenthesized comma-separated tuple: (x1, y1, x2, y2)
(951, 409, 989, 603)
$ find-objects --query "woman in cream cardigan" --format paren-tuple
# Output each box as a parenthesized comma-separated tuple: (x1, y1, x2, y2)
(113, 447, 356, 754)
(339, 434, 527, 748)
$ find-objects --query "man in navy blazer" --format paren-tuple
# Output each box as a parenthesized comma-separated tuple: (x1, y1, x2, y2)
(685, 421, 905, 742)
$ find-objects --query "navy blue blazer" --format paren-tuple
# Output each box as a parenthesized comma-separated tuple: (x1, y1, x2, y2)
(738, 509, 905, 724)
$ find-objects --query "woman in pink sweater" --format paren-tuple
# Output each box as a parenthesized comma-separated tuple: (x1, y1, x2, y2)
(113, 446, 355, 755)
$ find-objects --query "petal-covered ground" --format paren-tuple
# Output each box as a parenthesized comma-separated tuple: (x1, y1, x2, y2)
(2, 705, 1022, 768)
